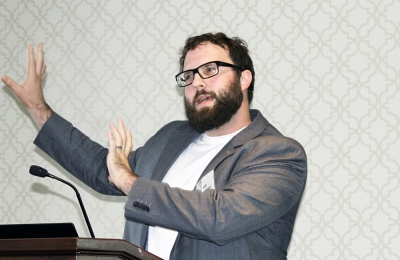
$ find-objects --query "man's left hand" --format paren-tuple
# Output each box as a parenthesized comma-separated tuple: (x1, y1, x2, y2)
(107, 118, 137, 195)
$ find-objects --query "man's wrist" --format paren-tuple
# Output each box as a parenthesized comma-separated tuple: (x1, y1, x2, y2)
(29, 102, 53, 128)
(119, 174, 137, 195)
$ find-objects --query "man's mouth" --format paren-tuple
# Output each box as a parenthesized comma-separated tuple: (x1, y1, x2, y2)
(196, 94, 215, 105)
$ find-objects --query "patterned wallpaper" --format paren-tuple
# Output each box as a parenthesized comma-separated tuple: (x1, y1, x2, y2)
(1, 0, 399, 259)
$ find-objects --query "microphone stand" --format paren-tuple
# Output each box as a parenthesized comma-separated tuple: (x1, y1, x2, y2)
(29, 165, 95, 238)
(48, 173, 95, 238)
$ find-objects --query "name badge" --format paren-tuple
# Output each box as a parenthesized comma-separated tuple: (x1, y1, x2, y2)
(196, 170, 215, 192)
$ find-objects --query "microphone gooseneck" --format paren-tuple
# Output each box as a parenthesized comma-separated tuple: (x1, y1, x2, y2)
(29, 165, 95, 238)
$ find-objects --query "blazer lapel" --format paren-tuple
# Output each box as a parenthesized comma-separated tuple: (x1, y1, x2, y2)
(151, 127, 200, 182)
(199, 109, 269, 180)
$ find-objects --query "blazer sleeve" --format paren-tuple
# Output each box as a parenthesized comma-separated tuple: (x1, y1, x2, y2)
(34, 112, 125, 195)
(124, 134, 307, 245)
(33, 112, 188, 195)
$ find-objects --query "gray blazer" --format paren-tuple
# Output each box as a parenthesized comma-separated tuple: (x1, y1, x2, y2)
(34, 109, 307, 260)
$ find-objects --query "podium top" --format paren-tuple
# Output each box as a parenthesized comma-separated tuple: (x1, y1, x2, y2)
(0, 237, 162, 260)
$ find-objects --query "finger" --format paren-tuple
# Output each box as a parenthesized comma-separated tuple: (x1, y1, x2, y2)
(36, 43, 44, 76)
(110, 123, 123, 148)
(41, 64, 47, 81)
(107, 130, 116, 153)
(117, 118, 126, 145)
(125, 129, 132, 155)
(27, 44, 36, 79)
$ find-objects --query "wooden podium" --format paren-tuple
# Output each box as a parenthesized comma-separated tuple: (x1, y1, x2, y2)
(0, 237, 162, 259)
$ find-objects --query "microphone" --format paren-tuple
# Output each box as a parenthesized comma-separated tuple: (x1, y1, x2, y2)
(29, 165, 95, 238)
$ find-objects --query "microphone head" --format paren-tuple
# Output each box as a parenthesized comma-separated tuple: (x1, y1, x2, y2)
(29, 165, 49, 178)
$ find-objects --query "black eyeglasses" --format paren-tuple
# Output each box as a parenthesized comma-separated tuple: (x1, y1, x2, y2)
(175, 61, 240, 87)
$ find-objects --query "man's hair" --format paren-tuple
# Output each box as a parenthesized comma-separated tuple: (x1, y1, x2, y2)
(179, 32, 255, 104)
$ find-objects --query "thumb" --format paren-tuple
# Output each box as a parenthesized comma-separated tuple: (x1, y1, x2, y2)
(108, 129, 116, 153)
(1, 76, 19, 91)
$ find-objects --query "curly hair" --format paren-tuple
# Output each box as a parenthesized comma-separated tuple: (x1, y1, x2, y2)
(179, 32, 255, 104)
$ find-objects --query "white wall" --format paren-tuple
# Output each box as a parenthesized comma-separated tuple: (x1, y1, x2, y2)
(1, 1, 399, 259)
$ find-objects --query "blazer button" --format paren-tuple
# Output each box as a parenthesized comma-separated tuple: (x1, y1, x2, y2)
(133, 201, 150, 212)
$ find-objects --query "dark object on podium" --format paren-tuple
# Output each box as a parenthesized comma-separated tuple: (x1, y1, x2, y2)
(0, 223, 78, 239)
(0, 237, 162, 259)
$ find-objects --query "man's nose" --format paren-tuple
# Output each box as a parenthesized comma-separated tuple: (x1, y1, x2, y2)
(191, 73, 205, 89)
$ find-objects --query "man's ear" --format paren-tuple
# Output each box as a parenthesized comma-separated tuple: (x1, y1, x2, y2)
(240, 70, 252, 90)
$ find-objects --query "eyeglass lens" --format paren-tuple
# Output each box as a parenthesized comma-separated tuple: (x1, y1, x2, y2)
(177, 62, 219, 87)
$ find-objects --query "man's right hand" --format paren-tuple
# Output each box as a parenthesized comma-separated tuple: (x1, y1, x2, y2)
(1, 43, 52, 128)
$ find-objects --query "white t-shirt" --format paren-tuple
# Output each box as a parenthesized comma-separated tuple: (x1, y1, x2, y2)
(147, 129, 244, 259)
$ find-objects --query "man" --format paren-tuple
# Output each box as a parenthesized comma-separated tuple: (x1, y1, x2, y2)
(2, 32, 307, 259)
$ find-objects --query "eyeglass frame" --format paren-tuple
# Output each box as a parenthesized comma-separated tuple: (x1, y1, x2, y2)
(175, 60, 241, 87)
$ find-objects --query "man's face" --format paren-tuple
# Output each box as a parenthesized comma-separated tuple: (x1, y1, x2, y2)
(182, 43, 243, 133)
(184, 74, 243, 133)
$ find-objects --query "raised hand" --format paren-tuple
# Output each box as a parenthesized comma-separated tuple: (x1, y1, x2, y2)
(107, 118, 137, 195)
(1, 43, 52, 128)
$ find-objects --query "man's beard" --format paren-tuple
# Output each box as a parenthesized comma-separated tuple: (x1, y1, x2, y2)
(184, 75, 243, 133)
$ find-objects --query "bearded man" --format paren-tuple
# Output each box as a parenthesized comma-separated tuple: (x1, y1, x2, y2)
(2, 32, 307, 260)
